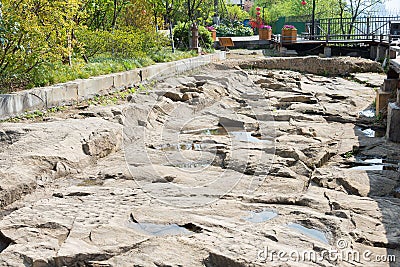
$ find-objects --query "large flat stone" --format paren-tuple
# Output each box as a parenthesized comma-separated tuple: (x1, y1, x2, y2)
(387, 102, 400, 142)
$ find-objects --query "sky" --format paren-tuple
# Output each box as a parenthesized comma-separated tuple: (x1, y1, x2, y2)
(385, 0, 400, 12)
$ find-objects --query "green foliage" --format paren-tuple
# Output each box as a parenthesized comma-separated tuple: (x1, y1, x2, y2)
(0, 0, 193, 92)
(27, 57, 146, 88)
(0, 0, 78, 76)
(216, 21, 253, 37)
(251, 0, 341, 24)
(226, 5, 250, 22)
(149, 48, 196, 62)
(342, 150, 354, 158)
(75, 28, 170, 59)
(173, 22, 213, 50)
(25, 48, 193, 89)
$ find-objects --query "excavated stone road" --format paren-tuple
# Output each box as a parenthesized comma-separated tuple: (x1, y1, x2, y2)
(0, 53, 399, 267)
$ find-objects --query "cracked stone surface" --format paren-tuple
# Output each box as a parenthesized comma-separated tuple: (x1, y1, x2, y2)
(0, 55, 399, 267)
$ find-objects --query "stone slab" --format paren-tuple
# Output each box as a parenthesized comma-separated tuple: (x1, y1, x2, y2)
(44, 83, 78, 108)
(398, 89, 400, 104)
(0, 88, 46, 120)
(112, 70, 141, 91)
(370, 45, 377, 60)
(324, 46, 332, 58)
(386, 102, 400, 142)
(376, 45, 386, 61)
(77, 75, 114, 101)
(390, 49, 397, 59)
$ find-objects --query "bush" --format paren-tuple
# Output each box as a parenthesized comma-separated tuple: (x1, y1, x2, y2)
(148, 48, 196, 63)
(173, 22, 213, 50)
(226, 5, 250, 21)
(215, 21, 253, 37)
(76, 28, 170, 59)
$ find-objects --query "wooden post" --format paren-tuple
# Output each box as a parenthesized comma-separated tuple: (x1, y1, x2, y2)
(366, 17, 370, 40)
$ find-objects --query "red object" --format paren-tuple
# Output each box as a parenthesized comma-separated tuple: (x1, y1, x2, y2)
(256, 6, 261, 11)
(256, 11, 261, 16)
(301, 0, 307, 5)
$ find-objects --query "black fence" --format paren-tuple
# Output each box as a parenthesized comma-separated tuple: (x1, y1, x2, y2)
(304, 16, 400, 41)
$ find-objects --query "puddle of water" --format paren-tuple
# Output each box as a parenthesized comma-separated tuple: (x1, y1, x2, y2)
(350, 165, 398, 171)
(199, 127, 272, 144)
(349, 157, 399, 171)
(202, 127, 228, 136)
(230, 131, 272, 143)
(128, 222, 191, 236)
(361, 158, 383, 164)
(356, 127, 385, 138)
(287, 223, 329, 244)
(361, 128, 375, 137)
(244, 210, 278, 223)
(359, 109, 375, 118)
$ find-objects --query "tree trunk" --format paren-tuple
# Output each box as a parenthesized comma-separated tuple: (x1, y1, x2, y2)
(112, 0, 118, 30)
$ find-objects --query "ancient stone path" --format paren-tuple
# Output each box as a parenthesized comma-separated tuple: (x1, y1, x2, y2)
(0, 54, 399, 266)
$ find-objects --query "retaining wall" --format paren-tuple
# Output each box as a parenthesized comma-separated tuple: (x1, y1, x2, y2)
(0, 52, 226, 120)
(238, 56, 383, 76)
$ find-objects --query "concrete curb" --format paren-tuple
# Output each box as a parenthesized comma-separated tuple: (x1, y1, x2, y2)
(0, 51, 226, 120)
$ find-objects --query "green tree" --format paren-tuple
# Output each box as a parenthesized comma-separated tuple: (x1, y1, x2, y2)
(337, 0, 384, 35)
(226, 4, 250, 22)
(0, 0, 80, 76)
(253, 0, 340, 24)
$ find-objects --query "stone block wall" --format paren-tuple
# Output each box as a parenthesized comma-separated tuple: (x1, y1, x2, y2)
(0, 51, 226, 120)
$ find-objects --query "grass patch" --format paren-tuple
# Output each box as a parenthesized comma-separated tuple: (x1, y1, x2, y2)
(1, 48, 200, 92)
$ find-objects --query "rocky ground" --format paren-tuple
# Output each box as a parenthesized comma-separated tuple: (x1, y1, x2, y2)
(0, 52, 399, 267)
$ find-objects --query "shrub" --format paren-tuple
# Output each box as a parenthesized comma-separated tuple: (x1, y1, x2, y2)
(173, 22, 213, 50)
(226, 5, 250, 21)
(215, 21, 254, 37)
(76, 28, 169, 59)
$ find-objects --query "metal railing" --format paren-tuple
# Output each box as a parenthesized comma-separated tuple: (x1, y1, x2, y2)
(305, 16, 400, 42)
(272, 33, 400, 45)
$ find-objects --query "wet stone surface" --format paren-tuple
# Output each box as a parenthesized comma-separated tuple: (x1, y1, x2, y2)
(0, 55, 399, 266)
